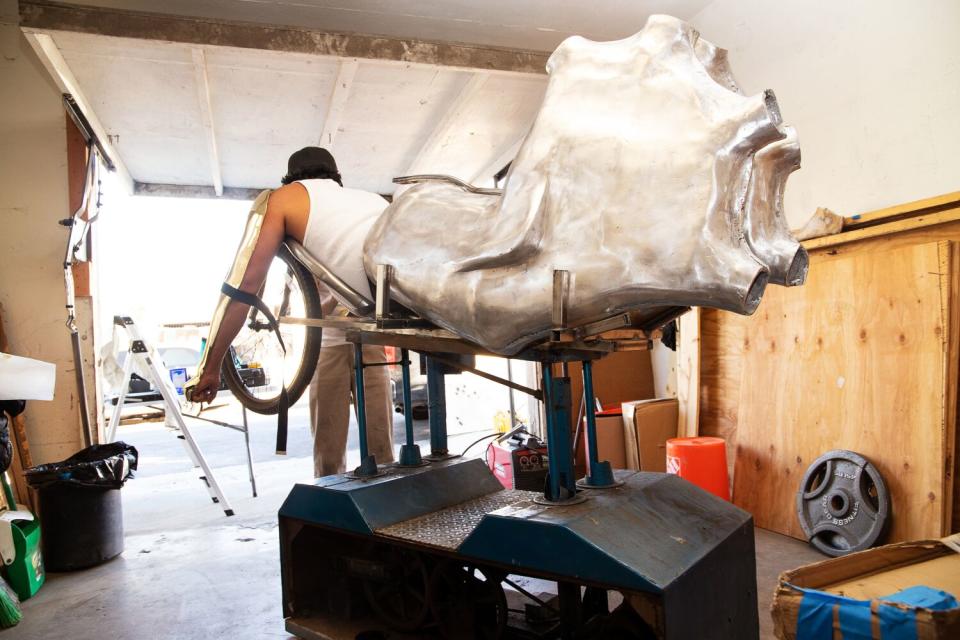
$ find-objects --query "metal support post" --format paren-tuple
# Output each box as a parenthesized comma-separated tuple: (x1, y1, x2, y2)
(557, 581, 583, 640)
(70, 327, 93, 447)
(538, 365, 581, 504)
(506, 359, 517, 428)
(397, 348, 425, 466)
(425, 356, 449, 458)
(351, 342, 379, 477)
(242, 406, 257, 497)
(577, 360, 620, 488)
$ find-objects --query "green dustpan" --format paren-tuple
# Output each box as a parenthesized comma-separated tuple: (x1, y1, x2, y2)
(0, 474, 44, 601)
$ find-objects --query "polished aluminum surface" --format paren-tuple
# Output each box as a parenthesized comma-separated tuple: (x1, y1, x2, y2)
(364, 15, 805, 355)
(187, 189, 272, 396)
(742, 127, 808, 286)
(696, 37, 808, 286)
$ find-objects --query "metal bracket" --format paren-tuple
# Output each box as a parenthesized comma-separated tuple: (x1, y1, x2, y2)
(429, 353, 542, 400)
(552, 269, 571, 330)
(285, 240, 375, 316)
(346, 455, 385, 479)
(375, 264, 394, 326)
(393, 174, 503, 196)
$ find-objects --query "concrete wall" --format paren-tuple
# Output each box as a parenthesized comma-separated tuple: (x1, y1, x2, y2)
(0, 0, 87, 464)
(692, 0, 960, 227)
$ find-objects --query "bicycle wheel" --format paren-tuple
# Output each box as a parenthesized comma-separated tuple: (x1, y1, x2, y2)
(222, 244, 322, 414)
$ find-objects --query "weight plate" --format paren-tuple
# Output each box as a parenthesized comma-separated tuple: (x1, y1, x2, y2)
(796, 449, 890, 557)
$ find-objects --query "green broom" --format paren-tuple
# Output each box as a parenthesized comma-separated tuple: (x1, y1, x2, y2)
(0, 577, 21, 628)
(0, 474, 23, 628)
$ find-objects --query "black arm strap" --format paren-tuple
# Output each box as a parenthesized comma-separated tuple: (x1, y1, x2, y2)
(221, 283, 289, 454)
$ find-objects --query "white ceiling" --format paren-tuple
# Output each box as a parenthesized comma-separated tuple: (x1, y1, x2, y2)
(43, 29, 546, 193)
(29, 1, 715, 195)
(55, 0, 714, 51)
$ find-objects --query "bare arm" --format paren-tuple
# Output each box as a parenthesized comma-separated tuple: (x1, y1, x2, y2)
(187, 184, 308, 402)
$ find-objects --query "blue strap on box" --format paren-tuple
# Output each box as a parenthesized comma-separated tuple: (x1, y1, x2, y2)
(796, 589, 841, 640)
(795, 584, 958, 640)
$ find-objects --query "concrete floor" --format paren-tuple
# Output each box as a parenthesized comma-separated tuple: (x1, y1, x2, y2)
(8, 397, 824, 639)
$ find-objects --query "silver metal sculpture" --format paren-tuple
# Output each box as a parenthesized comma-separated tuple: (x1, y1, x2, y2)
(364, 14, 806, 355)
(695, 36, 807, 286)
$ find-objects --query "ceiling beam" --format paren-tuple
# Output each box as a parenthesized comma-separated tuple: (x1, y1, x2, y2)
(132, 182, 394, 201)
(23, 31, 134, 193)
(190, 48, 223, 196)
(319, 59, 358, 149)
(405, 72, 490, 176)
(19, 1, 549, 75)
(133, 182, 263, 200)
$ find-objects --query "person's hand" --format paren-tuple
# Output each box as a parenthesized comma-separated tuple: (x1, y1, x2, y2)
(185, 371, 220, 404)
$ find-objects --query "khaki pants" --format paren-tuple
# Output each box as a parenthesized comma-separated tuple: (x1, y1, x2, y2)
(308, 343, 395, 477)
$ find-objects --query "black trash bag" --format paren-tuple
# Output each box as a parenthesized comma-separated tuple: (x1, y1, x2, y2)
(0, 401, 23, 474)
(0, 413, 12, 474)
(0, 400, 26, 419)
(660, 319, 678, 351)
(25, 442, 138, 490)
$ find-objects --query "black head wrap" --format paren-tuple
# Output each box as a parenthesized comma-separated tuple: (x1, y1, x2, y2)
(281, 147, 342, 186)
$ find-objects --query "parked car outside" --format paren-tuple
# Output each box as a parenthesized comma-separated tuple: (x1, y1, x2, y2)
(385, 346, 429, 419)
(109, 346, 265, 405)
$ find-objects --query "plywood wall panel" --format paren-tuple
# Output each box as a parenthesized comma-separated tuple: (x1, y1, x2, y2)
(676, 308, 701, 438)
(699, 308, 747, 483)
(707, 241, 952, 543)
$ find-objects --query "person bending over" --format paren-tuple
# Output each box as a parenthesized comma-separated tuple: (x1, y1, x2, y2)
(186, 147, 395, 474)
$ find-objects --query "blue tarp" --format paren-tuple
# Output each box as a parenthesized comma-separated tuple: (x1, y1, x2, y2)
(795, 585, 957, 640)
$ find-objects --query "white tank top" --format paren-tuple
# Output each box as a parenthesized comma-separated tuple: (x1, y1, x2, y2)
(298, 179, 386, 348)
(298, 179, 387, 302)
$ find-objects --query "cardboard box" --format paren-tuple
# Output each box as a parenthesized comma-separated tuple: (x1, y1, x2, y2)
(772, 535, 960, 639)
(562, 350, 655, 422)
(563, 352, 654, 475)
(621, 398, 678, 472)
(580, 408, 627, 469)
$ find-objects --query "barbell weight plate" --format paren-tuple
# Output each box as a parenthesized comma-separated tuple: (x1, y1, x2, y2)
(796, 449, 890, 557)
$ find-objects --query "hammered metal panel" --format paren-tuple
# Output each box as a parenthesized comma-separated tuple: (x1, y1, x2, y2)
(364, 14, 806, 355)
(376, 489, 539, 550)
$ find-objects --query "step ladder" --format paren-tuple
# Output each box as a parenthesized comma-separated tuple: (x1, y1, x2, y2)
(105, 316, 236, 516)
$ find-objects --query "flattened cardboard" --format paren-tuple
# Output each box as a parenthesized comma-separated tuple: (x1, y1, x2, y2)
(591, 411, 627, 469)
(621, 398, 679, 472)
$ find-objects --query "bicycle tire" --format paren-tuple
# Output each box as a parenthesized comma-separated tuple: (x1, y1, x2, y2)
(222, 244, 322, 414)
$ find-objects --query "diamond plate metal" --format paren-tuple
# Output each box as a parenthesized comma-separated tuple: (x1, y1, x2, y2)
(376, 489, 539, 550)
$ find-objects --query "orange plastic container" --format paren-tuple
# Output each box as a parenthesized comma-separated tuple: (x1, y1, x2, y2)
(665, 437, 730, 501)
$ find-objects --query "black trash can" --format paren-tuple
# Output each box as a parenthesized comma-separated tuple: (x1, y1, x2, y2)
(25, 443, 138, 571)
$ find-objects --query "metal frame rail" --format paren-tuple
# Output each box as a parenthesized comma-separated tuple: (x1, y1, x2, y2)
(281, 310, 664, 503)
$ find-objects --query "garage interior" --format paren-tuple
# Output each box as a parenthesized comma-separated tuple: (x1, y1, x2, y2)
(1, 1, 959, 639)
